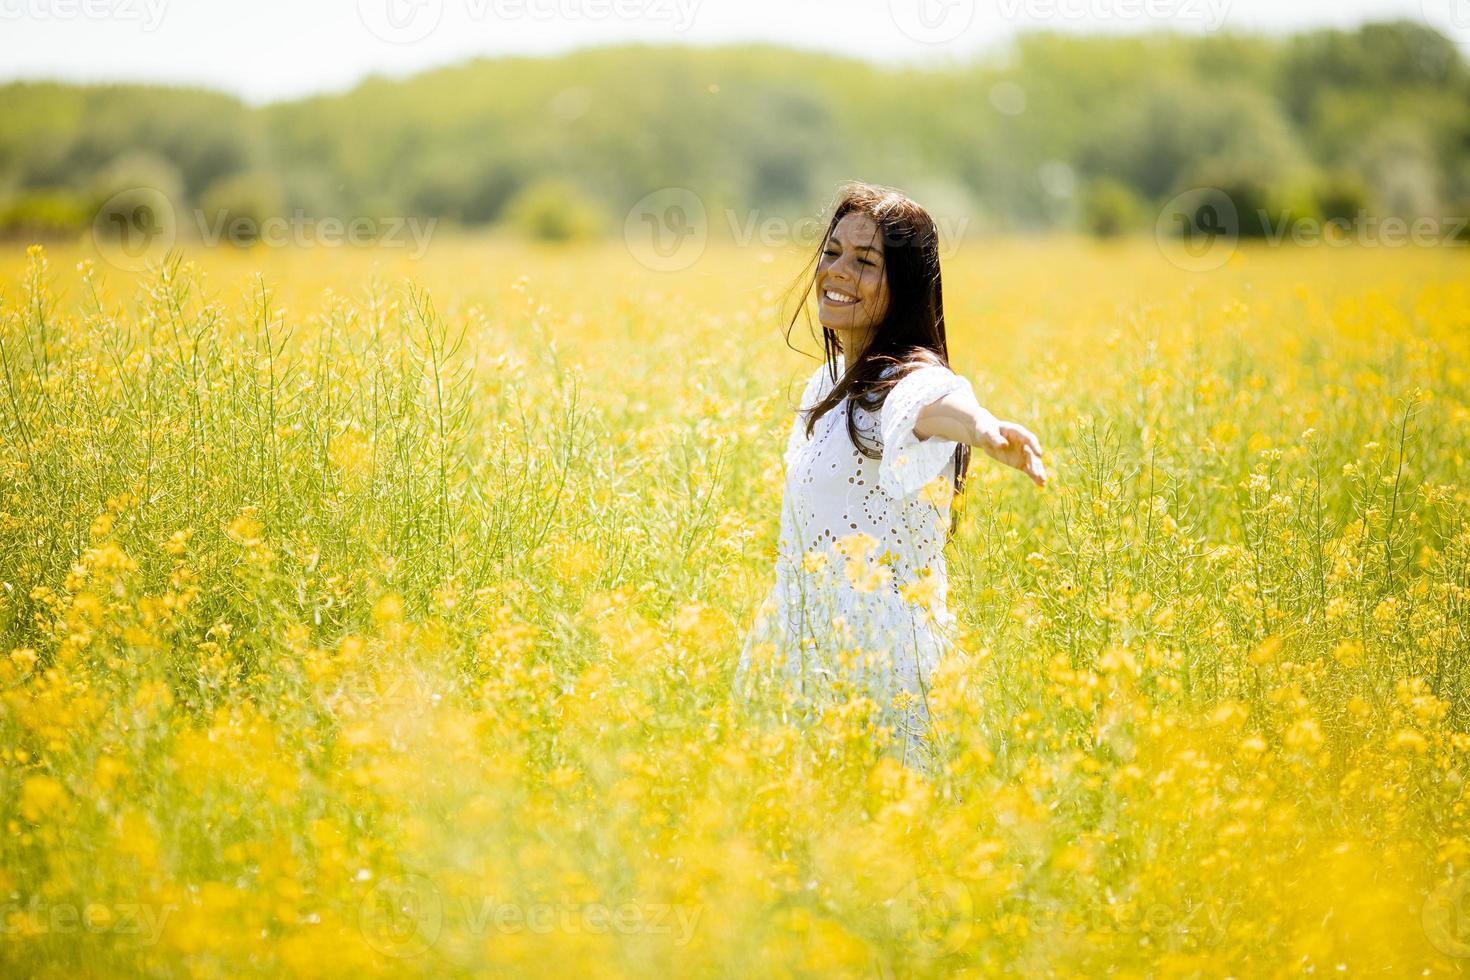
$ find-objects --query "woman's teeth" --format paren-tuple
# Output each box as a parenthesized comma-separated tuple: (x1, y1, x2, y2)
(823, 290, 857, 305)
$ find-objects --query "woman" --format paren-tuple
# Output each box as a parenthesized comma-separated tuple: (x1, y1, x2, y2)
(734, 181, 1048, 774)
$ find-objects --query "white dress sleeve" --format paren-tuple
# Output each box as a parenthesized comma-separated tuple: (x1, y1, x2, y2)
(878, 363, 973, 499)
(783, 363, 831, 470)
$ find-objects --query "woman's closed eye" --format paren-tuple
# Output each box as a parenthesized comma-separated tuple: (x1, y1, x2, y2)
(823, 246, 874, 267)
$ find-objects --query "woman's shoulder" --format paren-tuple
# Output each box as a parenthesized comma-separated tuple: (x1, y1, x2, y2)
(801, 358, 840, 398)
(878, 348, 954, 383)
(788, 360, 833, 415)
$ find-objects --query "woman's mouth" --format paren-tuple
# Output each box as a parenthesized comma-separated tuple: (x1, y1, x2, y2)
(822, 288, 858, 307)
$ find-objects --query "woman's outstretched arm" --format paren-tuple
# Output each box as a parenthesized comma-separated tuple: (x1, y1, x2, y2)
(914, 384, 1048, 488)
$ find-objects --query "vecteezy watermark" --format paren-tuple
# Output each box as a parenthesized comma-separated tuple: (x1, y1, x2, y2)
(1421, 0, 1470, 54)
(194, 209, 438, 259)
(1255, 210, 1470, 250)
(0, 0, 167, 29)
(1021, 895, 1239, 948)
(889, 0, 976, 44)
(1155, 186, 1239, 272)
(1423, 876, 1470, 958)
(357, 873, 703, 958)
(320, 669, 449, 731)
(992, 0, 1230, 31)
(357, 0, 443, 44)
(623, 187, 709, 272)
(1155, 186, 1468, 272)
(885, 872, 1238, 956)
(356, 0, 698, 44)
(724, 209, 971, 262)
(887, 873, 975, 957)
(89, 190, 438, 272)
(91, 186, 178, 274)
(0, 896, 176, 946)
(360, 873, 443, 957)
(623, 189, 972, 272)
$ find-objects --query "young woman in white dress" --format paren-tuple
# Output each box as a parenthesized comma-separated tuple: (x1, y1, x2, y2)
(735, 182, 1049, 774)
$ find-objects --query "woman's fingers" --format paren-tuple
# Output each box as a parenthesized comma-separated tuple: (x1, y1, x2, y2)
(1023, 427, 1043, 457)
(997, 421, 1044, 459)
(1010, 422, 1043, 457)
(982, 426, 1048, 486)
(1024, 445, 1047, 486)
(979, 422, 1007, 452)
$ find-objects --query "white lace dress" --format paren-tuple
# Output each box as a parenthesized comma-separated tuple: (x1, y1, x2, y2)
(734, 353, 975, 771)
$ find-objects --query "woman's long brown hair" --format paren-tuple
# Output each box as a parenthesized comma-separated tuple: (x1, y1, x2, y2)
(781, 180, 970, 538)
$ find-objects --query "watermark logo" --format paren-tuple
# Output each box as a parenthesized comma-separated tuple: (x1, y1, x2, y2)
(1155, 186, 1239, 272)
(1423, 876, 1470, 958)
(887, 873, 974, 957)
(1156, 186, 1467, 271)
(993, 0, 1230, 31)
(889, 0, 975, 44)
(726, 208, 971, 260)
(1422, 0, 1470, 53)
(357, 0, 698, 43)
(0, 0, 168, 30)
(357, 873, 704, 956)
(468, 0, 699, 29)
(884, 872, 1238, 953)
(624, 187, 708, 272)
(359, 873, 444, 958)
(0, 896, 176, 946)
(1256, 210, 1468, 249)
(194, 209, 437, 258)
(90, 193, 438, 272)
(624, 188, 972, 271)
(91, 186, 177, 273)
(357, 0, 444, 43)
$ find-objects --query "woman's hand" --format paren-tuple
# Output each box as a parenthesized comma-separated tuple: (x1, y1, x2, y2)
(973, 417, 1048, 488)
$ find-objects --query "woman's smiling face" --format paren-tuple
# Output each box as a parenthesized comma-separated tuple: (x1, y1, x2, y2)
(815, 211, 890, 345)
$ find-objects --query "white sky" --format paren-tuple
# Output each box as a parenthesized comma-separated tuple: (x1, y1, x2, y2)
(0, 0, 1454, 104)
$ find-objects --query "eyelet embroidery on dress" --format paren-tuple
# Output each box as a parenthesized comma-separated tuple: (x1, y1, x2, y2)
(736, 353, 975, 774)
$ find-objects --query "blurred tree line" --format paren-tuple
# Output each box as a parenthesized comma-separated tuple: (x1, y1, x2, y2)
(2, 20, 1467, 241)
